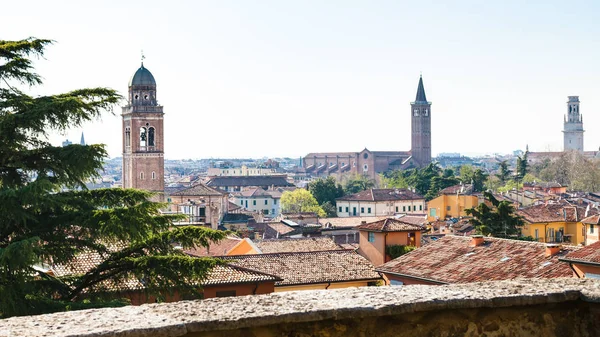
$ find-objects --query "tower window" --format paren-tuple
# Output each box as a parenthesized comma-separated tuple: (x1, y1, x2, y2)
(140, 172, 144, 180)
(144, 95, 148, 100)
(152, 171, 156, 180)
(125, 127, 131, 147)
(148, 127, 155, 147)
(140, 127, 147, 147)
(134, 95, 139, 100)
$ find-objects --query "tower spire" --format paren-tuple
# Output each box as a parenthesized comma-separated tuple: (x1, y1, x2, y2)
(415, 75, 427, 103)
(80, 132, 85, 145)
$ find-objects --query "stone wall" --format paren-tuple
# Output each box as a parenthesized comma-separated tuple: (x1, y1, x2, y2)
(2, 278, 600, 337)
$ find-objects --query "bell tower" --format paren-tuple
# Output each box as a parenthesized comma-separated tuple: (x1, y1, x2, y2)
(563, 96, 584, 152)
(122, 62, 164, 199)
(411, 75, 432, 167)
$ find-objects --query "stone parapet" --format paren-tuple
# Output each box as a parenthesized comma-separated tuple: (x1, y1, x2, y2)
(2, 278, 600, 337)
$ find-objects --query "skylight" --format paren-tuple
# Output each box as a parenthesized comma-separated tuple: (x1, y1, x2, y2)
(500, 257, 511, 262)
(465, 252, 476, 257)
(541, 261, 552, 267)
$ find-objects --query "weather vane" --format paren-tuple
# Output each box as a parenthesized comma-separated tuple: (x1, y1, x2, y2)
(141, 50, 146, 63)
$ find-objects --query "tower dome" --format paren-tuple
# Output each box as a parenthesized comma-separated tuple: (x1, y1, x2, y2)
(129, 63, 156, 87)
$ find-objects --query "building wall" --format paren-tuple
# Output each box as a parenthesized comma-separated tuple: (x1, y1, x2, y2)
(358, 231, 386, 266)
(336, 200, 425, 218)
(228, 239, 260, 255)
(585, 224, 600, 246)
(384, 273, 443, 286)
(521, 221, 584, 245)
(426, 195, 479, 221)
(232, 195, 281, 217)
(275, 281, 374, 292)
(206, 166, 278, 177)
(169, 194, 228, 229)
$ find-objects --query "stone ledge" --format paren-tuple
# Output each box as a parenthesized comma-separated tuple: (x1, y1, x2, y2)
(1, 278, 600, 337)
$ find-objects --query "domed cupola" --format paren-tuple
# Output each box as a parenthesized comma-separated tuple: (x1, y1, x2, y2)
(128, 63, 157, 107)
(129, 63, 156, 87)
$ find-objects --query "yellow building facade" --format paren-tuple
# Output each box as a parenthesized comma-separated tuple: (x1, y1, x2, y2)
(520, 221, 584, 245)
(426, 194, 479, 222)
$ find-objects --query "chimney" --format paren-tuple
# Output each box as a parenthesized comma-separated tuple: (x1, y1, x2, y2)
(469, 235, 485, 247)
(545, 243, 561, 257)
(361, 221, 367, 225)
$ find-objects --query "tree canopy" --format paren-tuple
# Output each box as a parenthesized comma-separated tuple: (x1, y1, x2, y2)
(465, 192, 524, 237)
(343, 174, 376, 195)
(280, 189, 326, 217)
(0, 38, 226, 317)
(308, 176, 344, 216)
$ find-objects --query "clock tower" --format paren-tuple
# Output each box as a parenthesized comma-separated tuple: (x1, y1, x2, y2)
(122, 63, 165, 199)
(410, 76, 432, 167)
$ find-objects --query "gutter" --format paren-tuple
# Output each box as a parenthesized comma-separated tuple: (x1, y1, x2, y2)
(558, 258, 600, 268)
(325, 282, 331, 289)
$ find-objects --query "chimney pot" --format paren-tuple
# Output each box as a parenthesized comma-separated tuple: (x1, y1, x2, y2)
(470, 234, 484, 247)
(545, 243, 561, 257)
(361, 221, 367, 225)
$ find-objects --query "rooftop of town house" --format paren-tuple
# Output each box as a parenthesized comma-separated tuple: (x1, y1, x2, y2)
(336, 188, 424, 202)
(3, 278, 600, 337)
(560, 240, 600, 266)
(206, 176, 293, 187)
(376, 236, 578, 284)
(517, 203, 598, 223)
(169, 182, 225, 197)
(222, 250, 381, 286)
(355, 218, 423, 232)
(253, 237, 342, 253)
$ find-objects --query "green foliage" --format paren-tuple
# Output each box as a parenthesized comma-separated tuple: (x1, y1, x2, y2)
(496, 160, 511, 184)
(459, 165, 488, 192)
(516, 151, 529, 179)
(320, 201, 337, 217)
(381, 163, 460, 201)
(343, 174, 376, 195)
(308, 176, 344, 208)
(0, 38, 227, 317)
(385, 245, 416, 260)
(465, 192, 524, 237)
(280, 189, 326, 217)
(537, 151, 600, 192)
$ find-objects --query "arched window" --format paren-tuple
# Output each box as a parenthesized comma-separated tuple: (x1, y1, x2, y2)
(152, 171, 156, 180)
(140, 172, 145, 180)
(125, 127, 131, 147)
(140, 127, 147, 147)
(148, 127, 155, 147)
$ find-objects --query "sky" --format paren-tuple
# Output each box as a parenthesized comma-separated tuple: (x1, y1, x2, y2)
(3, 0, 600, 160)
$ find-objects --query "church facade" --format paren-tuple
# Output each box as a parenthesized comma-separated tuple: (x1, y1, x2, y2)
(122, 63, 165, 199)
(303, 76, 432, 179)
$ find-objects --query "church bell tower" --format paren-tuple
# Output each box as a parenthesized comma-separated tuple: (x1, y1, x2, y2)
(122, 62, 165, 198)
(563, 96, 584, 152)
(411, 76, 432, 167)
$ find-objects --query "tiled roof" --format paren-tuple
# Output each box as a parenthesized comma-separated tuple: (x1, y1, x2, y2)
(336, 188, 424, 202)
(170, 182, 225, 197)
(228, 201, 242, 211)
(560, 241, 600, 266)
(267, 223, 295, 237)
(254, 237, 342, 253)
(356, 218, 423, 232)
(183, 236, 243, 257)
(517, 203, 598, 223)
(376, 236, 578, 284)
(581, 214, 600, 225)
(207, 176, 293, 187)
(232, 187, 292, 198)
(439, 184, 473, 195)
(52, 245, 279, 291)
(320, 216, 388, 228)
(224, 250, 381, 286)
(397, 215, 428, 226)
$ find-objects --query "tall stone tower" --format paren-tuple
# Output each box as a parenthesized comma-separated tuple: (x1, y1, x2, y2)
(122, 63, 165, 198)
(563, 96, 584, 152)
(411, 76, 432, 167)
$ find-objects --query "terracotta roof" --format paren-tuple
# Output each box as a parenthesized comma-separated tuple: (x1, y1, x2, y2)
(267, 223, 295, 237)
(183, 237, 242, 257)
(439, 184, 473, 195)
(336, 188, 424, 202)
(397, 215, 428, 226)
(228, 201, 242, 211)
(169, 182, 225, 197)
(320, 216, 388, 228)
(376, 236, 578, 284)
(52, 245, 280, 291)
(254, 237, 342, 253)
(356, 218, 423, 232)
(518, 203, 598, 223)
(207, 176, 293, 188)
(224, 250, 382, 286)
(560, 241, 600, 266)
(581, 214, 600, 225)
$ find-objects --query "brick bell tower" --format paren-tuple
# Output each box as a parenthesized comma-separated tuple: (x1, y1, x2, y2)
(411, 75, 432, 167)
(122, 62, 164, 199)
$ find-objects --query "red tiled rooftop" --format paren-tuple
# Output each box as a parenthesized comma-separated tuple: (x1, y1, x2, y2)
(183, 236, 242, 257)
(336, 188, 424, 202)
(376, 236, 578, 284)
(356, 218, 423, 232)
(560, 241, 600, 266)
(254, 237, 342, 253)
(224, 250, 381, 286)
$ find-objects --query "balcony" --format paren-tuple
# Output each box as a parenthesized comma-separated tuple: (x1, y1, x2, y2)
(2, 278, 600, 336)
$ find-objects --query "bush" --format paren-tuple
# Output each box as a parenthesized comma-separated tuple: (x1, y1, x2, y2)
(385, 245, 417, 260)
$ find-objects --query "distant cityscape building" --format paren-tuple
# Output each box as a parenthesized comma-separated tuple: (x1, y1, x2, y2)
(61, 139, 72, 147)
(122, 62, 165, 199)
(302, 76, 432, 179)
(563, 96, 584, 152)
(80, 132, 86, 145)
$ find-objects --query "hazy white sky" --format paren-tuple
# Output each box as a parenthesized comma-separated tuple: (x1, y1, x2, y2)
(4, 1, 600, 159)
